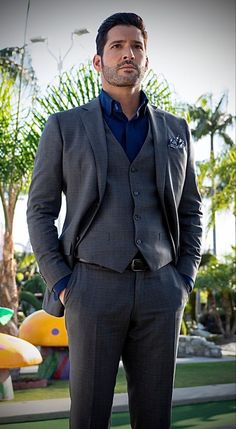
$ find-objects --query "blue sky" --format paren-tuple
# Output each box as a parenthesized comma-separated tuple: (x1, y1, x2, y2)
(1, 0, 235, 112)
(0, 0, 235, 255)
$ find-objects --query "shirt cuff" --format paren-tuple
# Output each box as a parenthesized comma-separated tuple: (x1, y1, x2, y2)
(180, 273, 194, 293)
(53, 274, 71, 301)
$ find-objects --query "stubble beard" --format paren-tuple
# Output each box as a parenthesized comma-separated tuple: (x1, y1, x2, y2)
(101, 59, 146, 88)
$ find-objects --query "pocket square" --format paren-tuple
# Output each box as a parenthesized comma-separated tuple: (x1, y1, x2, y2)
(168, 135, 186, 149)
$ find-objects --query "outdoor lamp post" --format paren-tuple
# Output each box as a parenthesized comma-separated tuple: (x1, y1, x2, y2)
(30, 28, 89, 75)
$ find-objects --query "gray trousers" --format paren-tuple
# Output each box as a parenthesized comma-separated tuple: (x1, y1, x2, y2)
(64, 261, 189, 429)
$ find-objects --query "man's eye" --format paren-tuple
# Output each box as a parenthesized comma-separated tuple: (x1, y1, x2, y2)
(135, 44, 143, 50)
(111, 44, 121, 49)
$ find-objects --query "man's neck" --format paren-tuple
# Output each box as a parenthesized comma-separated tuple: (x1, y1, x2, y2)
(102, 85, 142, 120)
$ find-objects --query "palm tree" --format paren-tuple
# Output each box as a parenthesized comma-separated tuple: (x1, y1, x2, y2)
(214, 147, 236, 247)
(188, 93, 235, 255)
(0, 46, 37, 335)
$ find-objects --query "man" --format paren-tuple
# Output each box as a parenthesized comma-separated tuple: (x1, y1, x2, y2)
(27, 12, 203, 429)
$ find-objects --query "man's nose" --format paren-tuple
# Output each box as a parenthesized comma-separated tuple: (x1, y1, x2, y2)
(122, 47, 135, 60)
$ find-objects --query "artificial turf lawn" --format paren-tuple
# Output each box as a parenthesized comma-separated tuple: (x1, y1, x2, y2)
(111, 401, 236, 428)
(0, 401, 235, 428)
(174, 361, 236, 388)
(10, 361, 236, 402)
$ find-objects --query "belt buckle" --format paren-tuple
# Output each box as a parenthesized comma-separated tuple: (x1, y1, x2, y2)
(131, 258, 145, 272)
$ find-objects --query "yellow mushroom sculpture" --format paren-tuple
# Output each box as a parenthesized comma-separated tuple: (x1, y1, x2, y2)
(0, 333, 42, 400)
(19, 310, 69, 380)
(19, 310, 68, 347)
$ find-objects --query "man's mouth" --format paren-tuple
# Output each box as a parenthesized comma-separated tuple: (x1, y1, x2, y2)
(118, 62, 137, 70)
(118, 65, 136, 70)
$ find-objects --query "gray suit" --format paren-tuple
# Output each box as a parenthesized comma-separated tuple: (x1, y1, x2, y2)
(27, 97, 202, 428)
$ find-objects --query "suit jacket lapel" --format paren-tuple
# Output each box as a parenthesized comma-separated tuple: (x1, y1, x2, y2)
(79, 97, 108, 201)
(147, 105, 168, 204)
(79, 99, 168, 206)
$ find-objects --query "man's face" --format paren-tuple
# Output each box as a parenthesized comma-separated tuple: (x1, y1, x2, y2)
(93, 25, 148, 88)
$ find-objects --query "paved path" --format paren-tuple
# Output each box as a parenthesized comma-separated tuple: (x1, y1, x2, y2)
(0, 383, 235, 423)
(176, 356, 235, 364)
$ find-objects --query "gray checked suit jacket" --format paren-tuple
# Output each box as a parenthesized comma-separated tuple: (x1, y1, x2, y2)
(27, 97, 203, 317)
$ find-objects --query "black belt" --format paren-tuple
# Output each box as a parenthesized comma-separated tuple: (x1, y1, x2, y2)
(127, 257, 149, 272)
(76, 256, 149, 272)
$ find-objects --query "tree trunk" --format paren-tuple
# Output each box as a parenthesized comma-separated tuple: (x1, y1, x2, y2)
(221, 291, 233, 338)
(189, 289, 197, 321)
(0, 233, 18, 335)
(230, 309, 236, 336)
(0, 186, 19, 336)
(208, 289, 225, 335)
(210, 133, 217, 256)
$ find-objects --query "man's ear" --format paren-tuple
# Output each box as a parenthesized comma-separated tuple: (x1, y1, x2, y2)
(93, 54, 102, 72)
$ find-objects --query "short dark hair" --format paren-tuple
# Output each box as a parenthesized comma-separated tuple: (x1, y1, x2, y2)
(96, 12, 147, 56)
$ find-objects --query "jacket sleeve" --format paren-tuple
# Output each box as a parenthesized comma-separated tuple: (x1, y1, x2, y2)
(176, 118, 203, 281)
(27, 114, 72, 291)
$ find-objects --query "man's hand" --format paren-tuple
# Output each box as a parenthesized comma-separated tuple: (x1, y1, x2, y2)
(59, 288, 66, 305)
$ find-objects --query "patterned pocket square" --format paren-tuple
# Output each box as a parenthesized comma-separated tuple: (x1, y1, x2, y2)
(168, 135, 186, 149)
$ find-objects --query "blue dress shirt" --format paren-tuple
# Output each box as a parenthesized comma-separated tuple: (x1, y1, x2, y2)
(53, 90, 194, 299)
(100, 89, 149, 162)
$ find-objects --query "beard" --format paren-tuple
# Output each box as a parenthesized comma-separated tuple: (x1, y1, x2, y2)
(101, 59, 146, 87)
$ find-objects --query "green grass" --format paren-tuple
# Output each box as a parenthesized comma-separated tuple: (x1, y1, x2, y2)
(174, 361, 236, 388)
(171, 400, 236, 429)
(12, 379, 69, 402)
(0, 401, 235, 428)
(111, 401, 236, 428)
(10, 361, 236, 402)
(116, 361, 236, 392)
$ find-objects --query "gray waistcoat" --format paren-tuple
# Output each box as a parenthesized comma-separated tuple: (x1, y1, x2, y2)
(75, 122, 173, 272)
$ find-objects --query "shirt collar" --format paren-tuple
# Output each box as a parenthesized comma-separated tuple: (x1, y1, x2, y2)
(99, 89, 148, 118)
